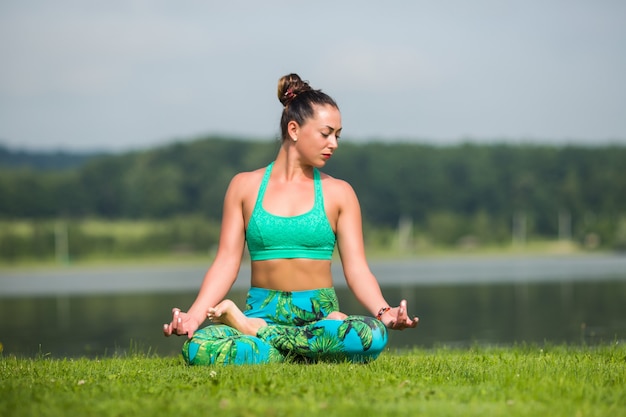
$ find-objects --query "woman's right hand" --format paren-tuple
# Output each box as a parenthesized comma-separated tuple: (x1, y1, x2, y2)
(163, 308, 200, 339)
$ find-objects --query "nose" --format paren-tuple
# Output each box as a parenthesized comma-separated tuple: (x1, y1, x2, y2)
(328, 134, 339, 150)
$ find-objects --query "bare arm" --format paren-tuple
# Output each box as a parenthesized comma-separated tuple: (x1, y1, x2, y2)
(163, 173, 248, 338)
(335, 180, 418, 329)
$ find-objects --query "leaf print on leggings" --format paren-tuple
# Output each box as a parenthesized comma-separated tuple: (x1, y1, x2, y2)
(337, 316, 378, 351)
(309, 330, 345, 358)
(317, 288, 340, 313)
(259, 325, 310, 353)
(183, 288, 388, 365)
(210, 338, 239, 364)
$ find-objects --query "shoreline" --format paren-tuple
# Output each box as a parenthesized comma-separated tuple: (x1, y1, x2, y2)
(1, 252, 625, 298)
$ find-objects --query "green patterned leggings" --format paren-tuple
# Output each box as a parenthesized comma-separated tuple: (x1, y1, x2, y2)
(182, 287, 388, 365)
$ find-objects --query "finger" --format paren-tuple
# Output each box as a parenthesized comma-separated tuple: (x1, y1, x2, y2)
(398, 300, 409, 321)
(389, 303, 403, 329)
(171, 308, 181, 332)
(163, 323, 171, 336)
(171, 307, 180, 332)
(402, 316, 419, 329)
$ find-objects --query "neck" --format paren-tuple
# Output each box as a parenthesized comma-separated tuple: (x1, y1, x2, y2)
(273, 146, 314, 181)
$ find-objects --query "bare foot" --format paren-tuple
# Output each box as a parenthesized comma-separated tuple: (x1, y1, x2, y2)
(207, 299, 267, 336)
(326, 311, 348, 320)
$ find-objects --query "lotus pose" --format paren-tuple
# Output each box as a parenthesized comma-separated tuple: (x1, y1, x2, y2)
(163, 73, 418, 365)
(207, 299, 348, 337)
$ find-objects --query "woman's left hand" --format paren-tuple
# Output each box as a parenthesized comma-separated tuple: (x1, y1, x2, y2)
(383, 300, 419, 330)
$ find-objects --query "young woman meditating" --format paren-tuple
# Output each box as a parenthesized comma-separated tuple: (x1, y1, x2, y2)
(163, 73, 418, 365)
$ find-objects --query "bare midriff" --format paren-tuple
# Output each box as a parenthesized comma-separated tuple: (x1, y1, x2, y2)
(250, 258, 333, 291)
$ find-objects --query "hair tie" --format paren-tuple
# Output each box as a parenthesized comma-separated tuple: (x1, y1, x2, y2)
(284, 88, 297, 101)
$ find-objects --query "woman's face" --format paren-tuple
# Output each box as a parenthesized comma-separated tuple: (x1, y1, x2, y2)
(291, 104, 342, 167)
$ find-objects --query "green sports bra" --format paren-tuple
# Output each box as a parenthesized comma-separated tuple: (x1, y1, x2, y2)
(245, 162, 336, 261)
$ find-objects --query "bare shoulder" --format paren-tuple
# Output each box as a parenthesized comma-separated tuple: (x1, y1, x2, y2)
(320, 172, 358, 203)
(230, 168, 264, 187)
(226, 168, 265, 198)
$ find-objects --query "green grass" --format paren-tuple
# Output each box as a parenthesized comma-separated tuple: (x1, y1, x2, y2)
(2, 344, 625, 417)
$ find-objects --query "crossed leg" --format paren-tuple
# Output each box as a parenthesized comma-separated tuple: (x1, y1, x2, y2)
(207, 299, 267, 336)
(207, 299, 348, 336)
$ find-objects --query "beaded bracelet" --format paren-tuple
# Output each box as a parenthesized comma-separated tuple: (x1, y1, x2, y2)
(376, 307, 391, 321)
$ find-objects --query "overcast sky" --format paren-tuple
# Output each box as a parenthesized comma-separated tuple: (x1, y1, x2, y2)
(1, 0, 625, 152)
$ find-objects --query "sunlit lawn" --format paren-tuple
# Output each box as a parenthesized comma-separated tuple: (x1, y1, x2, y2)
(2, 344, 625, 417)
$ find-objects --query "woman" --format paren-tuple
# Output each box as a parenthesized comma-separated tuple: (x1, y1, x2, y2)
(163, 73, 419, 365)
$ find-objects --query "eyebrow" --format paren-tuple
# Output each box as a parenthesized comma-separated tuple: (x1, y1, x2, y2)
(323, 125, 342, 132)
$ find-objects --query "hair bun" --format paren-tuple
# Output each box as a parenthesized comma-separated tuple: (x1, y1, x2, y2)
(277, 73, 312, 106)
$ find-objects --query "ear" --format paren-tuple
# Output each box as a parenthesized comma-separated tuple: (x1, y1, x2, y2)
(287, 120, 299, 142)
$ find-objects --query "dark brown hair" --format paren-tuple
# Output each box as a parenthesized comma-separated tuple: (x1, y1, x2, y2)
(277, 73, 338, 141)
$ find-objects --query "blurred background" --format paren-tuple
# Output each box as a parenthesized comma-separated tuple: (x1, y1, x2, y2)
(1, 1, 625, 357)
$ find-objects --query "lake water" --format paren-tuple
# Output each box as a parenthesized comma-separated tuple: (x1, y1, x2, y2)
(1, 254, 625, 358)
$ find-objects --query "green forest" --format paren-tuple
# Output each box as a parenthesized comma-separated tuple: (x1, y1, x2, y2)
(1, 137, 625, 263)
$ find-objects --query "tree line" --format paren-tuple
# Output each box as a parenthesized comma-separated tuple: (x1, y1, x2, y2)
(1, 137, 625, 251)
